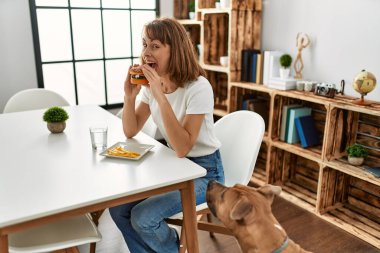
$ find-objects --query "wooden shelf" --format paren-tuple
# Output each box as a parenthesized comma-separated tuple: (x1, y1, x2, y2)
(271, 140, 323, 163)
(178, 19, 203, 25)
(213, 108, 228, 117)
(279, 187, 316, 213)
(201, 63, 229, 73)
(325, 159, 380, 186)
(322, 208, 380, 249)
(230, 82, 273, 93)
(200, 8, 231, 15)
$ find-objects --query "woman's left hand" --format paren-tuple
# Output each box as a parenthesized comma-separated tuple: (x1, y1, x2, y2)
(141, 64, 165, 101)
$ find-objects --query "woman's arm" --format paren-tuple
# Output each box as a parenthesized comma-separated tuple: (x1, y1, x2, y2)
(142, 64, 206, 157)
(122, 65, 151, 138)
(157, 98, 204, 157)
(122, 97, 151, 138)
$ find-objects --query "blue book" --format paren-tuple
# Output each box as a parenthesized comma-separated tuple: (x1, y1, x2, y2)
(249, 53, 257, 83)
(286, 107, 312, 144)
(281, 104, 302, 141)
(295, 115, 320, 148)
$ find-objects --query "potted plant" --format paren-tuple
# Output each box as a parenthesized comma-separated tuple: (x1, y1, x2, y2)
(346, 144, 368, 166)
(215, 0, 221, 8)
(279, 54, 292, 79)
(188, 1, 195, 19)
(43, 106, 69, 133)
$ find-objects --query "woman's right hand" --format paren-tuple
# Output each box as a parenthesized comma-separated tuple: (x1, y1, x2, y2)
(124, 65, 142, 100)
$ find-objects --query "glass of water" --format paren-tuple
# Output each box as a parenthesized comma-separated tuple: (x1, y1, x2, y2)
(89, 124, 108, 150)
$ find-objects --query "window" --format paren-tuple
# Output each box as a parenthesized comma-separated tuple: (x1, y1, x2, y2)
(30, 0, 159, 108)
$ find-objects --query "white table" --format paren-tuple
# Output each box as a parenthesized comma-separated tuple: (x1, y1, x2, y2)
(0, 105, 206, 253)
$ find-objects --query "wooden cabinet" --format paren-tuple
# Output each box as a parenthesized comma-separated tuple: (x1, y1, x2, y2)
(175, 0, 380, 249)
(231, 83, 380, 248)
(175, 0, 262, 117)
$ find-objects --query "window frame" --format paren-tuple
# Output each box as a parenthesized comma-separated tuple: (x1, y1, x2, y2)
(29, 0, 160, 109)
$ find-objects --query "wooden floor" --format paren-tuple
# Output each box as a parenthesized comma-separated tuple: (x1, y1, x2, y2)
(78, 196, 379, 253)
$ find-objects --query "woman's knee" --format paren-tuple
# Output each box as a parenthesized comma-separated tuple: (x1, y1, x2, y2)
(109, 203, 134, 224)
(130, 205, 153, 232)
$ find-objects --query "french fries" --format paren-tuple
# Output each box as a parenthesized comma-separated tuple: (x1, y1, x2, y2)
(107, 146, 140, 158)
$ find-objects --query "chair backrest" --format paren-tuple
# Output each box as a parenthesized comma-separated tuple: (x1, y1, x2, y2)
(3, 88, 70, 113)
(214, 111, 265, 187)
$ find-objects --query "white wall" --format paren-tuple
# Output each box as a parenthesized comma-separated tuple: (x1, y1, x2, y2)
(0, 0, 38, 112)
(262, 0, 380, 101)
(1, 0, 379, 112)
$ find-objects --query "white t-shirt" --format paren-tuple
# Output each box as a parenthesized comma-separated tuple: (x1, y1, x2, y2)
(140, 76, 221, 157)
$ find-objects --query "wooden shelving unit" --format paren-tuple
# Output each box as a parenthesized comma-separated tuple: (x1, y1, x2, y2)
(233, 82, 380, 249)
(174, 0, 261, 116)
(174, 0, 380, 249)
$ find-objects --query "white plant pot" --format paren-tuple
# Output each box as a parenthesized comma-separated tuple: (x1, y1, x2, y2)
(279, 68, 290, 79)
(348, 156, 364, 166)
(189, 12, 195, 20)
(220, 0, 230, 8)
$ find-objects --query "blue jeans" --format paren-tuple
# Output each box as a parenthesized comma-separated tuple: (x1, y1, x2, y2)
(109, 150, 224, 253)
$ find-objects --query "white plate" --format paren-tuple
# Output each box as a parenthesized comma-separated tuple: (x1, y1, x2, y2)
(99, 142, 154, 161)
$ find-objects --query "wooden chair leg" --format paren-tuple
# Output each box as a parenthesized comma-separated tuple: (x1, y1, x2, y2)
(68, 247, 80, 253)
(89, 242, 97, 253)
(206, 213, 215, 238)
(179, 224, 187, 253)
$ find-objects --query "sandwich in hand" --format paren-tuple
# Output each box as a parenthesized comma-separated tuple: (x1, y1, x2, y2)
(129, 66, 149, 85)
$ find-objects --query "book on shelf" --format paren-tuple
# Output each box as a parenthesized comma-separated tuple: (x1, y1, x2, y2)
(250, 53, 257, 83)
(286, 107, 312, 144)
(241, 49, 261, 82)
(256, 53, 263, 84)
(280, 104, 302, 141)
(363, 166, 380, 178)
(263, 51, 282, 85)
(295, 115, 320, 148)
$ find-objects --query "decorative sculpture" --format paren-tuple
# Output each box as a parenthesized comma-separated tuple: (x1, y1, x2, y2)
(294, 33, 311, 80)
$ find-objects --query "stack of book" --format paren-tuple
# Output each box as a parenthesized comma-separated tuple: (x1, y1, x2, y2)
(263, 51, 296, 90)
(241, 49, 263, 84)
(279, 105, 320, 147)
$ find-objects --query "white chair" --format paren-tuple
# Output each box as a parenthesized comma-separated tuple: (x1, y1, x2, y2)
(3, 88, 70, 113)
(9, 214, 101, 253)
(167, 110, 265, 252)
(4, 88, 101, 253)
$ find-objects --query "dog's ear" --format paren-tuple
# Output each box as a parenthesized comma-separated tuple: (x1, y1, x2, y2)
(258, 184, 282, 203)
(230, 196, 253, 221)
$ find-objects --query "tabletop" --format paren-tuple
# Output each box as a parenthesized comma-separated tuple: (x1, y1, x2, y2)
(0, 105, 206, 228)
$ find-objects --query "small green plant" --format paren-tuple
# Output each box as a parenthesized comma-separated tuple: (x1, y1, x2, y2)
(188, 1, 195, 12)
(279, 54, 292, 68)
(346, 144, 368, 158)
(43, 106, 69, 123)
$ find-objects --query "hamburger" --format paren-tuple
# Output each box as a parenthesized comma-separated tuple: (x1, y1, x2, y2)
(130, 67, 149, 85)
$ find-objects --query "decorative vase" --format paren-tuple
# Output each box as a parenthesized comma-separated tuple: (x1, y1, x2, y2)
(280, 68, 290, 79)
(348, 156, 364, 166)
(220, 0, 230, 8)
(47, 122, 66, 133)
(189, 12, 195, 20)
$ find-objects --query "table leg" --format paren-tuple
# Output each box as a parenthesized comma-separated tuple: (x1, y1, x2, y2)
(180, 180, 199, 253)
(0, 235, 8, 253)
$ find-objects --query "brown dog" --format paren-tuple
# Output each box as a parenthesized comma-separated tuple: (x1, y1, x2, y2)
(206, 180, 312, 253)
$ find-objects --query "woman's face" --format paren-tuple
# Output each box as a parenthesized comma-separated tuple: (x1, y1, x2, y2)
(142, 35, 171, 77)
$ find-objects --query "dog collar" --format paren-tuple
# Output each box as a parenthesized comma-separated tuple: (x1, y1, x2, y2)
(272, 236, 289, 253)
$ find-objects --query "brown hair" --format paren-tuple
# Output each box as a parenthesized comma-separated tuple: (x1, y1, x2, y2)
(142, 18, 205, 87)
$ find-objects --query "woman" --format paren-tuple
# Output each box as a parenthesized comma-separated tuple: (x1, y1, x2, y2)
(109, 17, 224, 253)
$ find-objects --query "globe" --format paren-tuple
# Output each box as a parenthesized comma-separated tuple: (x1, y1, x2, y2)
(353, 70, 377, 105)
